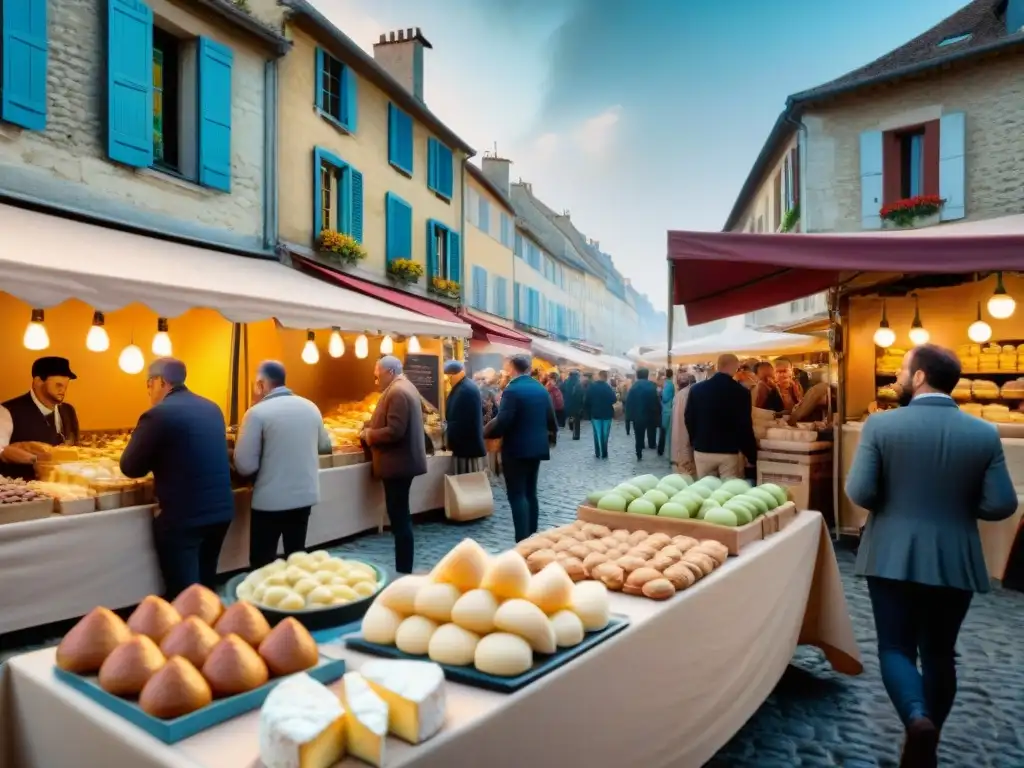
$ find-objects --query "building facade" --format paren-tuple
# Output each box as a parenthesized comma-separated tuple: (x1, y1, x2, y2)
(464, 163, 515, 322)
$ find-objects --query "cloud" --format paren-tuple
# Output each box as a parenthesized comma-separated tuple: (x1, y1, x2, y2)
(532, 131, 560, 155)
(309, 0, 382, 54)
(571, 106, 622, 156)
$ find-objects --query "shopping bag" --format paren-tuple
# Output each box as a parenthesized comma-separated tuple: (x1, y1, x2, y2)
(444, 471, 493, 522)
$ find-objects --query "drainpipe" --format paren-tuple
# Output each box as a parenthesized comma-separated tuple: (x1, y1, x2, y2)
(263, 59, 280, 252)
(459, 154, 468, 309)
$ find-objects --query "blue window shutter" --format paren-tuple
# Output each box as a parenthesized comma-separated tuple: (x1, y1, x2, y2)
(107, 0, 153, 168)
(447, 231, 461, 284)
(385, 192, 412, 262)
(341, 65, 358, 132)
(1, 0, 48, 131)
(439, 144, 454, 199)
(314, 47, 325, 110)
(427, 138, 438, 191)
(514, 232, 522, 257)
(426, 219, 438, 277)
(388, 104, 413, 175)
(939, 112, 966, 221)
(859, 130, 883, 230)
(197, 37, 233, 192)
(348, 167, 364, 242)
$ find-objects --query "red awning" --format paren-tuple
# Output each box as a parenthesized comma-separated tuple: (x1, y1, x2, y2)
(295, 257, 463, 325)
(461, 311, 532, 349)
(667, 229, 1024, 325)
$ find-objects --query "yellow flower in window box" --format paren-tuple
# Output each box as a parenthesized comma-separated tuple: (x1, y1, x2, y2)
(429, 276, 461, 299)
(317, 229, 366, 266)
(386, 258, 424, 285)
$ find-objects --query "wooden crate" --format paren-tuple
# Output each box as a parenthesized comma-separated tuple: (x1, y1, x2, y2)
(761, 502, 799, 534)
(576, 505, 764, 555)
(757, 440, 833, 526)
(0, 497, 54, 525)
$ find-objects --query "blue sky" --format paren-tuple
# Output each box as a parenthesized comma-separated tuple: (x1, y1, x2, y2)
(312, 0, 967, 310)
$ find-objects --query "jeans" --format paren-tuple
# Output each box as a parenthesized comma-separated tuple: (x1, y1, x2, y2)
(152, 520, 230, 600)
(383, 477, 415, 574)
(591, 419, 612, 458)
(249, 506, 312, 570)
(503, 457, 541, 542)
(867, 576, 973, 729)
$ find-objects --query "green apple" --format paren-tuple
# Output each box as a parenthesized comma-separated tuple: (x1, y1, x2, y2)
(627, 498, 658, 516)
(697, 498, 720, 519)
(597, 494, 627, 512)
(587, 489, 612, 505)
(658, 502, 691, 519)
(721, 479, 752, 496)
(704, 507, 739, 527)
(642, 489, 670, 509)
(709, 489, 734, 505)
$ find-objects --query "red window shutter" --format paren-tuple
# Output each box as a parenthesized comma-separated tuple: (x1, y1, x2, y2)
(882, 130, 902, 204)
(923, 119, 940, 196)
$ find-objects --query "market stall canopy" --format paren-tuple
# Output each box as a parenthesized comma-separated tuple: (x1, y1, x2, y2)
(532, 337, 611, 370)
(461, 310, 532, 349)
(667, 324, 827, 364)
(667, 217, 1024, 325)
(595, 353, 635, 372)
(0, 203, 470, 337)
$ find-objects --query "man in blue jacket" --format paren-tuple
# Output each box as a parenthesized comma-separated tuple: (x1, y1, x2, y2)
(121, 359, 235, 599)
(485, 354, 558, 541)
(625, 368, 661, 461)
(584, 370, 618, 459)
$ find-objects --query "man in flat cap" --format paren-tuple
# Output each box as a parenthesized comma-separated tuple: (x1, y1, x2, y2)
(443, 360, 486, 475)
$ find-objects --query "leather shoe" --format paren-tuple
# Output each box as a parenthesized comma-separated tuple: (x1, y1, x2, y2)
(900, 717, 938, 768)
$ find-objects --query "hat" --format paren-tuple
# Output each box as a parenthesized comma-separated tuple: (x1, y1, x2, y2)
(443, 360, 464, 374)
(32, 356, 77, 380)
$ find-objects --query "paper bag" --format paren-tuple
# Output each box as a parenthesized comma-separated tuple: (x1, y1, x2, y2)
(444, 472, 494, 522)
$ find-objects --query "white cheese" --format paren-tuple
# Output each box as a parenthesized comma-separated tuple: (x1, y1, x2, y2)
(339, 672, 388, 767)
(360, 659, 446, 744)
(258, 673, 346, 768)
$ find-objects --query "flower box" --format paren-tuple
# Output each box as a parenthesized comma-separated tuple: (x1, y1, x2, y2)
(386, 258, 424, 285)
(882, 210, 940, 230)
(879, 195, 944, 229)
(316, 230, 366, 267)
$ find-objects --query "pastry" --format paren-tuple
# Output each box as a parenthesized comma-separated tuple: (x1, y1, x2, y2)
(623, 567, 662, 596)
(258, 617, 319, 677)
(98, 635, 166, 696)
(139, 656, 213, 719)
(202, 634, 270, 697)
(641, 579, 676, 600)
(214, 601, 271, 647)
(160, 616, 222, 668)
(172, 584, 224, 626)
(56, 606, 133, 674)
(127, 596, 182, 643)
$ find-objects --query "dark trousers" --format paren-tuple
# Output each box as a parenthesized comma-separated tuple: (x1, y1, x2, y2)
(503, 457, 541, 542)
(591, 419, 611, 458)
(647, 424, 657, 449)
(657, 425, 668, 456)
(633, 421, 647, 458)
(867, 576, 973, 730)
(625, 418, 631, 435)
(383, 477, 415, 574)
(571, 412, 582, 440)
(249, 506, 312, 570)
(153, 520, 230, 600)
(555, 409, 566, 428)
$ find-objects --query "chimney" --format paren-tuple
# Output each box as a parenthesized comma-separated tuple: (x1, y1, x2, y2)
(373, 27, 432, 103)
(1008, 0, 1024, 33)
(481, 152, 512, 197)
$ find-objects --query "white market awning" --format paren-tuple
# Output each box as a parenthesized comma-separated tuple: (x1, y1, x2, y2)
(532, 338, 611, 370)
(595, 353, 635, 372)
(0, 203, 469, 337)
(668, 325, 826, 364)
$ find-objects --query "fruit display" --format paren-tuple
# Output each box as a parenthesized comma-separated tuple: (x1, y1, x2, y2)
(0, 476, 48, 504)
(360, 539, 613, 678)
(514, 520, 729, 601)
(54, 587, 320, 719)
(586, 473, 790, 528)
(259, 660, 446, 768)
(235, 550, 383, 611)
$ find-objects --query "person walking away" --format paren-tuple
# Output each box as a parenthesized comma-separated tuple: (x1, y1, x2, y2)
(580, 373, 593, 422)
(625, 368, 661, 460)
(585, 370, 617, 459)
(233, 361, 333, 569)
(484, 354, 557, 541)
(567, 372, 586, 440)
(120, 359, 234, 599)
(360, 356, 427, 574)
(658, 369, 675, 457)
(684, 354, 757, 479)
(846, 345, 1016, 768)
(620, 374, 634, 435)
(546, 372, 566, 428)
(443, 360, 486, 474)
(670, 372, 697, 476)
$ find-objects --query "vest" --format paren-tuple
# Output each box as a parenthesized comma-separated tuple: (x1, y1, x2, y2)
(2, 393, 79, 480)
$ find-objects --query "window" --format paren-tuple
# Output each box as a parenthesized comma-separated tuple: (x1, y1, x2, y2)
(471, 266, 488, 311)
(0, 0, 48, 131)
(313, 146, 364, 241)
(478, 197, 490, 235)
(772, 170, 782, 230)
(514, 232, 523, 258)
(316, 48, 357, 132)
(427, 138, 454, 200)
(879, 122, 938, 206)
(426, 219, 461, 281)
(493, 276, 509, 318)
(152, 27, 180, 171)
(387, 103, 413, 175)
(499, 212, 512, 248)
(899, 131, 924, 198)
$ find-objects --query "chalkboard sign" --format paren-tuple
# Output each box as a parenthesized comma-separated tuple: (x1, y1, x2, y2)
(404, 353, 440, 409)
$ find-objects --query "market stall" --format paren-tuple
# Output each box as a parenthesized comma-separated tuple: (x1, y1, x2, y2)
(0, 203, 470, 634)
(666, 222, 1024, 579)
(0, 509, 860, 768)
(667, 318, 827, 364)
(531, 337, 613, 372)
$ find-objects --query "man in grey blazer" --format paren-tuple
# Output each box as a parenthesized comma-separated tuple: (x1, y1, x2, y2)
(234, 361, 333, 568)
(847, 344, 1017, 768)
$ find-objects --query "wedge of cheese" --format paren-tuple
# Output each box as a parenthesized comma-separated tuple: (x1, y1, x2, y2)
(339, 672, 388, 767)
(258, 673, 346, 768)
(360, 659, 446, 744)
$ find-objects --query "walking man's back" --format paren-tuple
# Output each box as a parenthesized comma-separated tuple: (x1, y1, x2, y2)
(846, 344, 1017, 768)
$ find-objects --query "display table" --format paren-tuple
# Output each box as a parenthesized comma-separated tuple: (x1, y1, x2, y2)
(840, 423, 1023, 579)
(0, 455, 453, 635)
(0, 510, 861, 768)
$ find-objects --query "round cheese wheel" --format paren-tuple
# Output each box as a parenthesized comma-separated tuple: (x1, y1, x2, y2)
(550, 610, 584, 648)
(450, 589, 499, 634)
(395, 615, 438, 656)
(474, 632, 533, 677)
(361, 604, 403, 645)
(493, 599, 557, 654)
(413, 583, 461, 623)
(570, 581, 610, 632)
(427, 623, 480, 666)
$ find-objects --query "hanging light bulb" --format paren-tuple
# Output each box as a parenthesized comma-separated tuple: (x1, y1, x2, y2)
(407, 335, 422, 354)
(355, 333, 369, 359)
(908, 294, 930, 346)
(987, 271, 1016, 320)
(85, 311, 110, 352)
(328, 327, 345, 358)
(23, 309, 50, 351)
(967, 301, 993, 343)
(118, 342, 145, 374)
(301, 331, 320, 365)
(872, 300, 896, 349)
(152, 318, 173, 356)
(380, 334, 394, 355)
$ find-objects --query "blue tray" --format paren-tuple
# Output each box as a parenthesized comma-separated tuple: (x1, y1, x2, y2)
(53, 655, 346, 744)
(344, 614, 630, 693)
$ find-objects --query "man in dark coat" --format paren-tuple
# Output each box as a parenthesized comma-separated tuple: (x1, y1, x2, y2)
(120, 358, 235, 599)
(584, 370, 618, 459)
(485, 354, 558, 541)
(567, 372, 587, 440)
(561, 370, 581, 435)
(443, 360, 486, 475)
(684, 353, 757, 479)
(625, 368, 661, 460)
